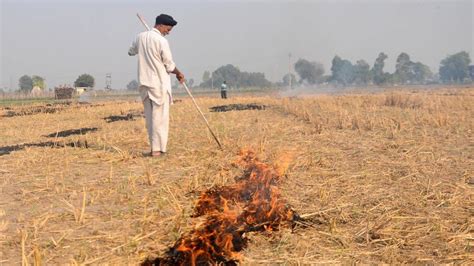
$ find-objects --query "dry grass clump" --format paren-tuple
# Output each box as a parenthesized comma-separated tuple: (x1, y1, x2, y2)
(383, 92, 423, 109)
(0, 87, 472, 264)
(277, 89, 472, 135)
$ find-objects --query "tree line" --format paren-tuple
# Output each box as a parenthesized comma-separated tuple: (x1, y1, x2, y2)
(88, 50, 474, 91)
(289, 51, 471, 87)
(17, 74, 95, 93)
(189, 50, 472, 89)
(16, 51, 471, 93)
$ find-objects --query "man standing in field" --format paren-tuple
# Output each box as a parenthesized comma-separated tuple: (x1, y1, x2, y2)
(128, 14, 185, 157)
(220, 80, 228, 99)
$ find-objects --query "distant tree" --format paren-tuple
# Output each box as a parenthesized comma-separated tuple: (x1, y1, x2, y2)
(74, 74, 95, 87)
(211, 64, 241, 87)
(394, 52, 413, 84)
(393, 53, 433, 84)
(439, 51, 471, 83)
(240, 72, 272, 87)
(339, 61, 356, 85)
(412, 62, 432, 84)
(202, 71, 211, 83)
(330, 56, 355, 85)
(173, 79, 181, 89)
(313, 63, 325, 82)
(282, 73, 297, 86)
(200, 64, 271, 88)
(32, 75, 45, 89)
(353, 60, 371, 85)
(330, 56, 343, 81)
(372, 52, 389, 85)
(187, 78, 195, 87)
(19, 75, 33, 93)
(320, 75, 332, 83)
(294, 59, 325, 84)
(126, 80, 139, 90)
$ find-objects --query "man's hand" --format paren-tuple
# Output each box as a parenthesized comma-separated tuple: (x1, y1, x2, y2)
(171, 68, 185, 84)
(176, 72, 185, 84)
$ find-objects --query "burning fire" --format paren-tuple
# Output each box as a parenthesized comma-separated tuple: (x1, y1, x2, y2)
(143, 149, 300, 265)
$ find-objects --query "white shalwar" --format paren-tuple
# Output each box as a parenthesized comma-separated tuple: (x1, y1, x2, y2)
(128, 28, 176, 152)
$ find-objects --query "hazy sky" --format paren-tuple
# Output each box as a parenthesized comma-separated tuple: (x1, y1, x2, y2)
(1, 0, 472, 90)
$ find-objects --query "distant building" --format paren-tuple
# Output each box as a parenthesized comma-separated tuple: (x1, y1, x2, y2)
(75, 87, 89, 95)
(469, 65, 474, 79)
(30, 86, 43, 97)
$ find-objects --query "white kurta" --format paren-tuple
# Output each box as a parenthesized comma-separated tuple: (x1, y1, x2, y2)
(128, 28, 176, 105)
(129, 28, 176, 152)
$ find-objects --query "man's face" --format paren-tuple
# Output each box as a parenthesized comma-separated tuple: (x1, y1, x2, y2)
(157, 24, 173, 36)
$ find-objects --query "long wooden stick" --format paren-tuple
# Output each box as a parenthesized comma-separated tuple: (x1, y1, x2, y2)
(182, 83, 223, 149)
(135, 13, 223, 150)
(136, 13, 150, 30)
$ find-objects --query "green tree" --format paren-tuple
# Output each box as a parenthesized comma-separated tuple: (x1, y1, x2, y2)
(412, 62, 432, 83)
(330, 56, 355, 85)
(330, 56, 343, 76)
(394, 52, 413, 84)
(240, 72, 272, 87)
(32, 75, 45, 89)
(330, 56, 343, 84)
(200, 64, 271, 88)
(372, 52, 389, 85)
(74, 74, 95, 87)
(294, 59, 325, 84)
(393, 53, 432, 84)
(126, 80, 139, 90)
(439, 51, 471, 83)
(210, 64, 241, 87)
(19, 75, 33, 93)
(282, 73, 297, 86)
(353, 60, 371, 85)
(202, 71, 210, 83)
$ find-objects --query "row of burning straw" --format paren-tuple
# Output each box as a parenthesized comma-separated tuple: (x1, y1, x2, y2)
(143, 149, 305, 265)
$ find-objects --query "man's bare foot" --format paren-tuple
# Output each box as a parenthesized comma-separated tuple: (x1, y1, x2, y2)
(151, 151, 163, 157)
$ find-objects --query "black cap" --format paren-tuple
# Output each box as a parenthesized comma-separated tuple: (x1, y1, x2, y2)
(155, 14, 177, 26)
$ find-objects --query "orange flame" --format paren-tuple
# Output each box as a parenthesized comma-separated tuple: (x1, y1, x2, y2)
(143, 149, 298, 265)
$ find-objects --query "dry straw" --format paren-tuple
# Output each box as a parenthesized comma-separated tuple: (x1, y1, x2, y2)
(0, 88, 472, 264)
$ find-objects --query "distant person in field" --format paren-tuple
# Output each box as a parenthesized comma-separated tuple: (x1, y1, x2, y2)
(128, 14, 185, 157)
(220, 81, 228, 99)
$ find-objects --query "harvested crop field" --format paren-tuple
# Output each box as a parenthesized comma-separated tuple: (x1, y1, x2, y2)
(0, 88, 473, 264)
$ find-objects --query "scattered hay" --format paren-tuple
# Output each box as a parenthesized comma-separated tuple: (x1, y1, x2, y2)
(45, 102, 72, 107)
(1, 88, 472, 264)
(54, 86, 75, 99)
(384, 93, 423, 109)
(44, 127, 98, 138)
(3, 105, 66, 117)
(104, 111, 143, 123)
(2, 102, 104, 117)
(209, 103, 266, 112)
(2, 101, 104, 117)
(0, 140, 89, 156)
(144, 149, 303, 265)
